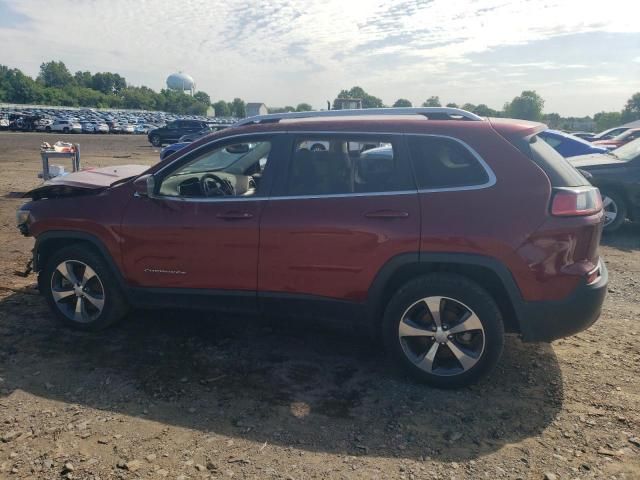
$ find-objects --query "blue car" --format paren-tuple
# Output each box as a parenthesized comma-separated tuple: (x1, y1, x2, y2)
(160, 142, 190, 160)
(539, 130, 608, 158)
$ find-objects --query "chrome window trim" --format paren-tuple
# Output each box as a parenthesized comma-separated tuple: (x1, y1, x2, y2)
(151, 131, 496, 203)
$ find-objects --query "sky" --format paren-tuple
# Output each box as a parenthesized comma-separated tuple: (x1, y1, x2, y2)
(1, 0, 639, 116)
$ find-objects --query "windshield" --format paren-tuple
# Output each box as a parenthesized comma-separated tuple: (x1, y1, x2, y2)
(611, 137, 640, 161)
(178, 143, 264, 174)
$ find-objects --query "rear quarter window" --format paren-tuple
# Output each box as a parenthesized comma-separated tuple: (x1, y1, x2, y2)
(529, 135, 589, 187)
(407, 136, 491, 189)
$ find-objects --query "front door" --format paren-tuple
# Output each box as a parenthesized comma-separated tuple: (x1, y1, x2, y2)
(120, 134, 285, 309)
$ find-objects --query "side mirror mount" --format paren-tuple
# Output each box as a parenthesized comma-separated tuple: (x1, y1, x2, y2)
(133, 174, 155, 197)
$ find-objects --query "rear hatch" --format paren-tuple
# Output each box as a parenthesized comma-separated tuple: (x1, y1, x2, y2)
(490, 118, 603, 287)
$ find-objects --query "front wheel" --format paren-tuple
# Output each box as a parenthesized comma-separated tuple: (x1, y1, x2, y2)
(383, 273, 504, 388)
(40, 245, 129, 331)
(150, 135, 161, 147)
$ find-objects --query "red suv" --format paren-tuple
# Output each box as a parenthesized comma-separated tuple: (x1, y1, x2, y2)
(17, 108, 607, 388)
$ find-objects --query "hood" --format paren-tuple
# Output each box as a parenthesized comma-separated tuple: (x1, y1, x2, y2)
(25, 164, 149, 199)
(569, 153, 625, 169)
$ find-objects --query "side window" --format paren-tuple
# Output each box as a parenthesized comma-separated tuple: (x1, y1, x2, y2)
(286, 137, 410, 196)
(542, 135, 562, 148)
(158, 140, 272, 198)
(408, 136, 490, 189)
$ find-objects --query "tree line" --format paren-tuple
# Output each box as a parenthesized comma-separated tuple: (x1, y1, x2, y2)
(332, 86, 640, 131)
(2, 62, 639, 129)
(0, 61, 212, 115)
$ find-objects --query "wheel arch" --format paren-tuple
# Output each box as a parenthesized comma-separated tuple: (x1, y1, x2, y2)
(367, 253, 525, 335)
(34, 231, 126, 286)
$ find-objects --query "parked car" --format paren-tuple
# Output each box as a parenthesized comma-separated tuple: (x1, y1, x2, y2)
(570, 131, 596, 141)
(50, 119, 82, 133)
(34, 118, 54, 132)
(81, 122, 96, 133)
(0, 116, 9, 130)
(588, 126, 631, 142)
(538, 130, 608, 157)
(120, 124, 135, 134)
(592, 128, 640, 149)
(571, 138, 640, 232)
(17, 108, 607, 388)
(160, 142, 191, 160)
(147, 119, 210, 146)
(95, 122, 109, 134)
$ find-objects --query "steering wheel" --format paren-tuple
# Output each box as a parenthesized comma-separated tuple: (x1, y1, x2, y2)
(200, 173, 235, 197)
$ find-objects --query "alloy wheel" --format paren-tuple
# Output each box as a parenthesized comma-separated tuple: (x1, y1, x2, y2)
(398, 296, 485, 376)
(50, 260, 105, 323)
(602, 195, 618, 228)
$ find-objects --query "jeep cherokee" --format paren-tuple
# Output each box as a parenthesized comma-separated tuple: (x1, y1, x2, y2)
(17, 107, 608, 388)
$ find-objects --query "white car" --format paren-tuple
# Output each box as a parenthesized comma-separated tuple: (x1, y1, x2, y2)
(0, 117, 8, 130)
(35, 118, 54, 132)
(120, 124, 135, 134)
(95, 122, 109, 134)
(51, 119, 82, 133)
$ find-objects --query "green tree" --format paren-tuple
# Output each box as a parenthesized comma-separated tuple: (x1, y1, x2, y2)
(193, 91, 211, 106)
(393, 98, 412, 107)
(472, 104, 498, 117)
(74, 71, 93, 88)
(422, 96, 441, 107)
(461, 103, 476, 112)
(3, 68, 41, 103)
(230, 97, 246, 117)
(446, 102, 459, 108)
(335, 86, 384, 109)
(213, 100, 231, 116)
(37, 61, 73, 88)
(504, 90, 545, 121)
(296, 102, 313, 112)
(622, 92, 640, 123)
(91, 72, 126, 94)
(594, 111, 623, 131)
(543, 112, 562, 129)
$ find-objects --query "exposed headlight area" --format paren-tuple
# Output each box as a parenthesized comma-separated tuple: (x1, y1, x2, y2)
(16, 207, 31, 236)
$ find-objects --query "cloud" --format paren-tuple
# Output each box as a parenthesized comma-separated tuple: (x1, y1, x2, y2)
(0, 0, 638, 115)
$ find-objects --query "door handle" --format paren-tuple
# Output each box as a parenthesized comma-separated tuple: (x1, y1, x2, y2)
(217, 211, 254, 220)
(364, 210, 409, 219)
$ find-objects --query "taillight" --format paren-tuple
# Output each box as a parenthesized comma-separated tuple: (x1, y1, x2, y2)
(551, 187, 602, 217)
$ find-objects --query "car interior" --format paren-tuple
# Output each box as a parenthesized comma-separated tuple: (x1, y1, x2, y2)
(158, 141, 270, 198)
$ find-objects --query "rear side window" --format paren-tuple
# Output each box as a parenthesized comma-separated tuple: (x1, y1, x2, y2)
(285, 136, 412, 196)
(529, 135, 589, 187)
(407, 136, 490, 189)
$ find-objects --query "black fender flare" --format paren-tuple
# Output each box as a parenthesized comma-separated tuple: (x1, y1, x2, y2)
(365, 252, 526, 331)
(33, 230, 126, 286)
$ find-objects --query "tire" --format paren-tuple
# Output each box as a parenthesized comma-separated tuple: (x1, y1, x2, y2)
(45, 126, 51, 133)
(150, 135, 161, 147)
(382, 273, 504, 388)
(601, 190, 626, 233)
(62, 127, 69, 134)
(40, 245, 129, 331)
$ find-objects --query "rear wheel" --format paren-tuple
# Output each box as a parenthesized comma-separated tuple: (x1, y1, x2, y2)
(601, 190, 626, 232)
(150, 135, 161, 147)
(383, 273, 504, 388)
(40, 245, 129, 331)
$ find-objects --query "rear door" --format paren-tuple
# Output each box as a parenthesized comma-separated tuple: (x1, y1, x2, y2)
(258, 132, 420, 312)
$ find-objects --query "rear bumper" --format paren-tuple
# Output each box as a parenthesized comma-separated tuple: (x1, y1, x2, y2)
(518, 261, 608, 342)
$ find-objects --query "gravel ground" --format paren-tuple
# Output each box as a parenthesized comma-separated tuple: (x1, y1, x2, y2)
(0, 131, 638, 479)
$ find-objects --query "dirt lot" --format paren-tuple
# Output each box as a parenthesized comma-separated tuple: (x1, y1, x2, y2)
(0, 131, 638, 479)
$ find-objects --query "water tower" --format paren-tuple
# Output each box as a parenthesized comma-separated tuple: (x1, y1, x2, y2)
(166, 72, 195, 95)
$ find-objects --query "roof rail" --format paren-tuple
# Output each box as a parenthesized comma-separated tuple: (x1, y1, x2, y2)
(234, 107, 483, 127)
